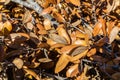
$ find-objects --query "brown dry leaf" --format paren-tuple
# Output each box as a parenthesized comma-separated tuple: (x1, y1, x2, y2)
(70, 46, 88, 56)
(22, 10, 32, 23)
(57, 24, 71, 44)
(55, 53, 70, 73)
(60, 45, 78, 54)
(41, 7, 54, 15)
(93, 21, 102, 36)
(49, 33, 67, 44)
(95, 36, 109, 47)
(12, 58, 24, 69)
(43, 18, 51, 30)
(23, 68, 40, 80)
(0, 45, 6, 62)
(69, 0, 80, 6)
(112, 72, 120, 80)
(53, 12, 65, 23)
(109, 26, 120, 43)
(66, 64, 79, 77)
(87, 48, 96, 57)
(70, 49, 88, 62)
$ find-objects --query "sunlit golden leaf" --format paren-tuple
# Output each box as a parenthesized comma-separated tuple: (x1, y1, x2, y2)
(61, 45, 78, 54)
(69, 0, 80, 6)
(87, 48, 96, 57)
(53, 12, 65, 22)
(43, 18, 51, 30)
(47, 39, 57, 46)
(50, 43, 65, 49)
(55, 53, 70, 73)
(93, 21, 102, 36)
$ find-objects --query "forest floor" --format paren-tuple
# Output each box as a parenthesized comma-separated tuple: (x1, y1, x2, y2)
(0, 0, 120, 80)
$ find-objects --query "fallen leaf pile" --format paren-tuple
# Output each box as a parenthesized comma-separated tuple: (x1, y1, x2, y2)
(0, 0, 120, 80)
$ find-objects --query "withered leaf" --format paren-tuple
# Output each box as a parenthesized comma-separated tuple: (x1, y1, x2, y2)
(69, 46, 88, 56)
(109, 26, 120, 43)
(70, 49, 88, 62)
(55, 53, 70, 73)
(49, 33, 67, 44)
(22, 10, 32, 23)
(66, 64, 79, 77)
